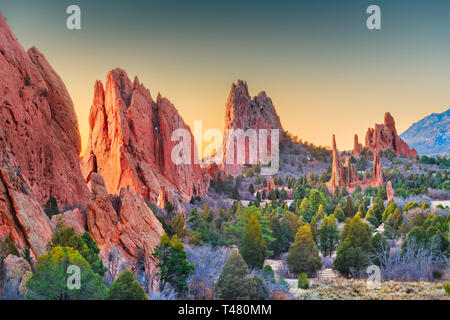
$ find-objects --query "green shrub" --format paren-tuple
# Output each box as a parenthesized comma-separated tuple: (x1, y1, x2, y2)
(0, 236, 19, 258)
(107, 270, 148, 300)
(445, 282, 450, 295)
(297, 273, 309, 289)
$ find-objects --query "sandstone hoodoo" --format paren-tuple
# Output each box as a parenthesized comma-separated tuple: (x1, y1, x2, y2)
(0, 13, 89, 208)
(81, 69, 209, 204)
(352, 134, 363, 155)
(363, 112, 418, 158)
(328, 135, 383, 192)
(222, 80, 286, 176)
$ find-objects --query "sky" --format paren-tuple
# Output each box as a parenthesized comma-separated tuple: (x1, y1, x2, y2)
(1, 0, 449, 153)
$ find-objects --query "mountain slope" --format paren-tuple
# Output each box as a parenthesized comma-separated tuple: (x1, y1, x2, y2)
(400, 109, 450, 156)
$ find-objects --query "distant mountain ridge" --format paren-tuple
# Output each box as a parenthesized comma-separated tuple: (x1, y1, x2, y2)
(400, 108, 450, 156)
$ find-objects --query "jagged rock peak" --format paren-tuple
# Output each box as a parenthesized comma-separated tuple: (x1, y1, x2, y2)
(82, 68, 209, 202)
(0, 12, 89, 208)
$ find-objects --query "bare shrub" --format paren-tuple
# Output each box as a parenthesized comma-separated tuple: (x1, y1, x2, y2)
(185, 245, 231, 300)
(428, 188, 450, 200)
(369, 241, 447, 281)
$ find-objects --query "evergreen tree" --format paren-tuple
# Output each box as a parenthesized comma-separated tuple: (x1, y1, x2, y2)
(372, 197, 385, 223)
(215, 251, 266, 300)
(153, 234, 195, 297)
(47, 224, 106, 276)
(297, 197, 314, 222)
(26, 247, 107, 300)
(287, 225, 322, 275)
(382, 201, 398, 223)
(0, 235, 19, 258)
(365, 209, 379, 227)
(240, 215, 267, 269)
(249, 183, 256, 195)
(310, 216, 319, 244)
(44, 196, 60, 219)
(107, 270, 148, 300)
(267, 213, 289, 258)
(334, 204, 345, 223)
(316, 204, 326, 221)
(334, 216, 371, 276)
(344, 196, 354, 218)
(319, 214, 340, 257)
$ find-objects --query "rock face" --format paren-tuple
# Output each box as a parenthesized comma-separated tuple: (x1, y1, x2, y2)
(86, 173, 164, 283)
(222, 81, 285, 176)
(0, 127, 53, 260)
(81, 69, 209, 203)
(50, 208, 86, 235)
(0, 13, 89, 208)
(0, 254, 32, 299)
(328, 135, 383, 192)
(364, 113, 418, 158)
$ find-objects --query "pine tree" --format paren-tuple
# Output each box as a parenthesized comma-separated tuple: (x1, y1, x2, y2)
(334, 216, 371, 275)
(334, 204, 345, 223)
(372, 197, 385, 223)
(239, 215, 267, 269)
(310, 216, 319, 244)
(365, 209, 379, 227)
(298, 197, 314, 222)
(319, 214, 340, 257)
(316, 204, 326, 221)
(344, 196, 354, 218)
(215, 251, 265, 300)
(287, 225, 322, 275)
(153, 234, 195, 297)
(107, 270, 148, 300)
(249, 183, 256, 195)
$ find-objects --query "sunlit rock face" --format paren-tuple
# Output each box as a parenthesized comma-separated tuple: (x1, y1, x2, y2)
(81, 68, 209, 204)
(0, 13, 89, 209)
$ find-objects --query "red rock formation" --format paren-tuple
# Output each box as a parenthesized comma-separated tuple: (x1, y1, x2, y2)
(0, 255, 32, 299)
(353, 134, 363, 155)
(328, 135, 383, 192)
(0, 13, 89, 208)
(386, 180, 394, 201)
(0, 128, 53, 260)
(50, 208, 86, 235)
(365, 113, 418, 158)
(157, 186, 168, 210)
(81, 69, 209, 203)
(266, 176, 276, 194)
(86, 173, 164, 282)
(372, 149, 384, 187)
(222, 81, 285, 176)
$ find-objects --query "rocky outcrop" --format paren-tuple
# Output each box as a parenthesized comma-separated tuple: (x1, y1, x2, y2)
(0, 13, 89, 208)
(0, 254, 32, 299)
(328, 135, 383, 192)
(81, 69, 209, 203)
(86, 173, 164, 283)
(0, 127, 53, 260)
(222, 81, 285, 176)
(330, 135, 357, 192)
(364, 113, 418, 158)
(353, 134, 363, 155)
(50, 208, 86, 235)
(386, 180, 394, 201)
(156, 186, 168, 210)
(266, 176, 276, 194)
